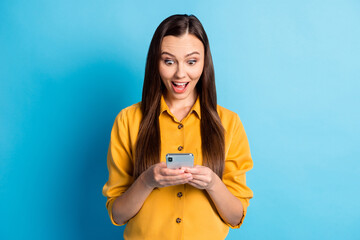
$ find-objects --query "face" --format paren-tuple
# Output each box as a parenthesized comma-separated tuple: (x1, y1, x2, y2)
(159, 33, 205, 103)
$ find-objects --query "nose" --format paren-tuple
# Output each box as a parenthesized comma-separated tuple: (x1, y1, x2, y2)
(175, 63, 186, 79)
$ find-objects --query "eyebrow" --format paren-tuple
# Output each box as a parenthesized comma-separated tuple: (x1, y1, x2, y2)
(161, 51, 200, 57)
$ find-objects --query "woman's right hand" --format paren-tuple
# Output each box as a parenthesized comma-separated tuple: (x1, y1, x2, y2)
(140, 162, 193, 189)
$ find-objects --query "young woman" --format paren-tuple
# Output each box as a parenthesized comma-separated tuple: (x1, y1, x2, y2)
(102, 14, 253, 240)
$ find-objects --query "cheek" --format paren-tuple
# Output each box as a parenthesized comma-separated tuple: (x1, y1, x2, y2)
(159, 65, 175, 80)
(188, 65, 204, 80)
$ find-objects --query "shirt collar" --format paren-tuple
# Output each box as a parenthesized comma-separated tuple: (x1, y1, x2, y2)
(160, 95, 201, 119)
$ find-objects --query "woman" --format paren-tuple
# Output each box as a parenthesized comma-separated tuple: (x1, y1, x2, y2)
(102, 14, 253, 240)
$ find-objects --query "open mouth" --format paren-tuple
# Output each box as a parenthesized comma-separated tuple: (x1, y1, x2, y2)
(171, 81, 189, 93)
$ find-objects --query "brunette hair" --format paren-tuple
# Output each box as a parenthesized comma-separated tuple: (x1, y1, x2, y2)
(134, 14, 225, 179)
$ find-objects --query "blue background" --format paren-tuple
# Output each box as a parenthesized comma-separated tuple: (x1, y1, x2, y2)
(1, 0, 359, 239)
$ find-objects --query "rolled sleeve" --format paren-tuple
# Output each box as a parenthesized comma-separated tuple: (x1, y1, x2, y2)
(102, 110, 134, 226)
(222, 114, 253, 228)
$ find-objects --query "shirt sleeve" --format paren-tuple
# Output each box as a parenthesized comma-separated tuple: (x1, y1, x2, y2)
(222, 114, 254, 229)
(102, 109, 134, 226)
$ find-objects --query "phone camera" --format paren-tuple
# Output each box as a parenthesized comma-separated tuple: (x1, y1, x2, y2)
(168, 157, 173, 162)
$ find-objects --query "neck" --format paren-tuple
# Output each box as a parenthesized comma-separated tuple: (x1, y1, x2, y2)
(163, 92, 198, 110)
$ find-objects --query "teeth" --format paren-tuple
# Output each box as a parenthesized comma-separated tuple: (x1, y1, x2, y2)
(173, 82, 187, 86)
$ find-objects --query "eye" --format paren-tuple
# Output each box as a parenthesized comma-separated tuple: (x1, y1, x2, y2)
(164, 59, 175, 65)
(188, 59, 197, 65)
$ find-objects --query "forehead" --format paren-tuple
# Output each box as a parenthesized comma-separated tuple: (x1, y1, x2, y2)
(161, 34, 204, 56)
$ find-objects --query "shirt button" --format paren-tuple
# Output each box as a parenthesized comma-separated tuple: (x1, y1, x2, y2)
(176, 218, 182, 223)
(177, 192, 183, 198)
(178, 146, 183, 151)
(178, 124, 183, 129)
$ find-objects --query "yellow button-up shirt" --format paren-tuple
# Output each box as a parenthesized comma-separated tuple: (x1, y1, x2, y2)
(102, 96, 253, 240)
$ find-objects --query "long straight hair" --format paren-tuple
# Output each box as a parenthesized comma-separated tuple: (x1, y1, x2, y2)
(134, 14, 225, 179)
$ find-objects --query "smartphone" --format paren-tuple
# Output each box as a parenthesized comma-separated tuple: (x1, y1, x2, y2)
(166, 153, 194, 169)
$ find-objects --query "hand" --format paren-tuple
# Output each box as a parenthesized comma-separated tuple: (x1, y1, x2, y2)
(140, 162, 193, 189)
(184, 165, 218, 190)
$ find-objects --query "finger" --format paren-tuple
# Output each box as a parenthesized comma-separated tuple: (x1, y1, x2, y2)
(188, 179, 206, 189)
(184, 166, 207, 175)
(160, 167, 185, 176)
(158, 174, 193, 187)
(163, 178, 192, 186)
(154, 170, 191, 183)
(189, 174, 211, 183)
(158, 162, 167, 167)
(160, 173, 192, 182)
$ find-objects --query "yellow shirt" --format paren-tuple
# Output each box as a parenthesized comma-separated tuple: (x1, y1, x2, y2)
(102, 96, 253, 240)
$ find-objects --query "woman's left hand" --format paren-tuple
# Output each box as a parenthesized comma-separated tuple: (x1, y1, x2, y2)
(183, 165, 218, 190)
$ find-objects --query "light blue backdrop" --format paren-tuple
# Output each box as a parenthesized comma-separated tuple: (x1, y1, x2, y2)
(1, 0, 359, 239)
